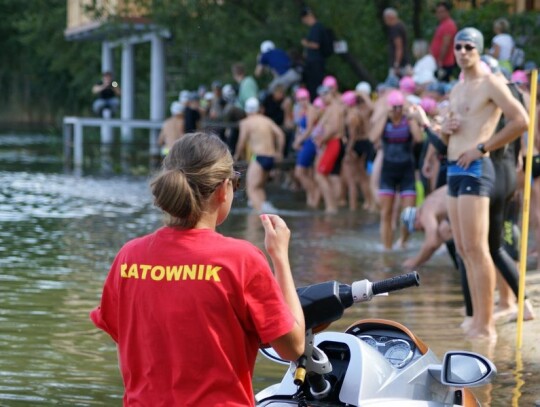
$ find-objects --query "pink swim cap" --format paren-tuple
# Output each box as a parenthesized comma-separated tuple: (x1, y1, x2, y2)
(420, 97, 437, 115)
(387, 90, 405, 107)
(295, 87, 310, 101)
(322, 75, 338, 89)
(341, 90, 357, 107)
(399, 76, 416, 94)
(313, 97, 325, 109)
(511, 70, 529, 84)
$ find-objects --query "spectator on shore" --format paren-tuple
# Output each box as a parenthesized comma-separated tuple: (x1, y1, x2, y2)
(92, 71, 121, 117)
(232, 63, 259, 110)
(383, 8, 411, 80)
(255, 41, 301, 92)
(300, 6, 327, 100)
(488, 18, 515, 74)
(430, 1, 458, 82)
(412, 39, 437, 87)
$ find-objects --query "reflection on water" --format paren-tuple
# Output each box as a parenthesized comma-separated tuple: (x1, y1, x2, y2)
(0, 134, 539, 406)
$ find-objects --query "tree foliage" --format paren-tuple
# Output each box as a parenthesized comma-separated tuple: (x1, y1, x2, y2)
(0, 0, 538, 128)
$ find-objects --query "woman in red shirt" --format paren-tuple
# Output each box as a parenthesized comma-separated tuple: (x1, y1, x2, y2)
(90, 132, 305, 406)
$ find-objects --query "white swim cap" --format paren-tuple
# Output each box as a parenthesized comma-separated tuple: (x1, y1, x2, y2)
(355, 81, 371, 95)
(179, 90, 190, 104)
(222, 84, 236, 102)
(245, 97, 260, 113)
(170, 101, 184, 115)
(260, 40, 275, 54)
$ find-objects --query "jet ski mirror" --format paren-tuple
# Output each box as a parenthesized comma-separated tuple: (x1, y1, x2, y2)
(440, 351, 497, 387)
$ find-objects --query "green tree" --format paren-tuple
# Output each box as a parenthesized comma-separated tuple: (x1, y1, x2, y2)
(0, 0, 538, 128)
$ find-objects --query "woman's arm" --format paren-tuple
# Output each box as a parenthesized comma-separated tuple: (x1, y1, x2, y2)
(261, 214, 305, 361)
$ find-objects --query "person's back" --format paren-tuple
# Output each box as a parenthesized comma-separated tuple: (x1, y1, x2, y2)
(240, 113, 282, 157)
(97, 228, 287, 405)
(90, 132, 304, 406)
(260, 48, 292, 76)
(158, 102, 185, 154)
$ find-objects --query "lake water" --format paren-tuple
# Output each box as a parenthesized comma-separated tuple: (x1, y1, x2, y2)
(0, 133, 538, 406)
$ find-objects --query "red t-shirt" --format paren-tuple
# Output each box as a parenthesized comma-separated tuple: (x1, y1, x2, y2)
(430, 18, 457, 67)
(90, 227, 295, 406)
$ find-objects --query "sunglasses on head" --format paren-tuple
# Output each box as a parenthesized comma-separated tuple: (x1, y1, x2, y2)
(454, 43, 476, 52)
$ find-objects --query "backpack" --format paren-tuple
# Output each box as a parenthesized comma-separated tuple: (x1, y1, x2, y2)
(510, 47, 525, 69)
(320, 27, 335, 58)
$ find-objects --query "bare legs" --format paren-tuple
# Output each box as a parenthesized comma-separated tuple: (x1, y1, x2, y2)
(246, 161, 268, 212)
(448, 195, 497, 340)
(294, 165, 320, 208)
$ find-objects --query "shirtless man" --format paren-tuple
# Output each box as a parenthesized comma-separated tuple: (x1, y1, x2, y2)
(443, 28, 528, 340)
(234, 97, 285, 212)
(401, 185, 452, 269)
(342, 91, 374, 211)
(158, 101, 185, 156)
(314, 85, 346, 214)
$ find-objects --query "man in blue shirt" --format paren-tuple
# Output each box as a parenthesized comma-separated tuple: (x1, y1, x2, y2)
(255, 40, 301, 92)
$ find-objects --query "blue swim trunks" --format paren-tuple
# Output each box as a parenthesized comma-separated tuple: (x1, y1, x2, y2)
(254, 155, 275, 171)
(447, 157, 495, 198)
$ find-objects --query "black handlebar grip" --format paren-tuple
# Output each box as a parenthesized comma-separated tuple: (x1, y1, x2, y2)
(371, 272, 420, 296)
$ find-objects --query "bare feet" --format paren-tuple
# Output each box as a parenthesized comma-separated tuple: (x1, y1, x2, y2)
(460, 317, 473, 331)
(493, 299, 535, 323)
(493, 304, 517, 323)
(464, 325, 497, 341)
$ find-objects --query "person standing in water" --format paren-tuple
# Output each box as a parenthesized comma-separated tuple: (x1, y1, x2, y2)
(234, 97, 286, 213)
(443, 28, 528, 340)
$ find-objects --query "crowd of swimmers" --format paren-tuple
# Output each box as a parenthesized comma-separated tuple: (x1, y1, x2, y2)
(156, 22, 540, 341)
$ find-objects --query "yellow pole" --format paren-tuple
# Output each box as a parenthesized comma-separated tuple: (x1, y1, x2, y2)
(516, 69, 538, 348)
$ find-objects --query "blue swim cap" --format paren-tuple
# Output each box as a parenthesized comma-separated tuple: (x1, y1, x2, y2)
(455, 27, 484, 54)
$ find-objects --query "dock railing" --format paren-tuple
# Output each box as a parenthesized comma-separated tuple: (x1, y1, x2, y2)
(63, 116, 163, 167)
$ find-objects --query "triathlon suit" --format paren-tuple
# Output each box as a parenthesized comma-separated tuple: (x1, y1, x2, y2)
(295, 110, 317, 168)
(379, 117, 416, 197)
